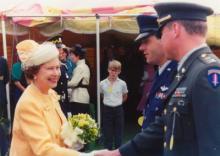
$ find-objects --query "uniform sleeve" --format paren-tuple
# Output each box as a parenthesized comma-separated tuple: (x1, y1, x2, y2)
(119, 116, 164, 156)
(68, 66, 83, 87)
(192, 66, 220, 155)
(18, 100, 80, 156)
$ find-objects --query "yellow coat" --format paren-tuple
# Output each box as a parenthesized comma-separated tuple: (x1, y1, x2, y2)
(10, 84, 79, 156)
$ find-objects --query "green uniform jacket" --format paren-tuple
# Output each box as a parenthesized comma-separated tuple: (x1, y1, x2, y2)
(119, 46, 220, 156)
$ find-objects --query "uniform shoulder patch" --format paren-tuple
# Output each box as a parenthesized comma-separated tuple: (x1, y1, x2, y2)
(200, 53, 218, 64)
(207, 67, 220, 88)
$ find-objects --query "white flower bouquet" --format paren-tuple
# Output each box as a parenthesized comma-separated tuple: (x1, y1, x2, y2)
(61, 113, 99, 150)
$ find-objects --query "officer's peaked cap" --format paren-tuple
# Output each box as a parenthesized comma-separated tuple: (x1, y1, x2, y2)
(154, 2, 213, 28)
(135, 15, 158, 42)
(47, 34, 63, 48)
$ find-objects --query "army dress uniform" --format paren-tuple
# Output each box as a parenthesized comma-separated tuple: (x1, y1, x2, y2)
(119, 46, 220, 156)
(162, 45, 220, 156)
(119, 3, 220, 156)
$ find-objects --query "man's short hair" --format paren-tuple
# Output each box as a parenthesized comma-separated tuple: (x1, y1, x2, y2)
(166, 20, 207, 37)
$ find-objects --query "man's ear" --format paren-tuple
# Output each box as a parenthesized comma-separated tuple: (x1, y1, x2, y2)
(172, 22, 181, 38)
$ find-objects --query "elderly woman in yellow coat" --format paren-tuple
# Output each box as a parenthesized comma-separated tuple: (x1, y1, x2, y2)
(10, 40, 95, 156)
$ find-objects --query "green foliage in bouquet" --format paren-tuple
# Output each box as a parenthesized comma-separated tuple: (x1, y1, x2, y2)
(68, 113, 99, 144)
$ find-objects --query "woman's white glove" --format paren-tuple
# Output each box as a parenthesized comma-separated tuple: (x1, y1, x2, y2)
(79, 150, 109, 156)
(72, 141, 84, 151)
(79, 151, 96, 156)
(60, 122, 84, 150)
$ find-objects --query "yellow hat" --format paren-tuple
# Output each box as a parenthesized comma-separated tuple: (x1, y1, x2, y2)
(16, 40, 39, 65)
(16, 40, 59, 68)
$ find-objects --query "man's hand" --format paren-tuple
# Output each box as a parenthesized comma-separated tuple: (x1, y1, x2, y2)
(94, 149, 121, 156)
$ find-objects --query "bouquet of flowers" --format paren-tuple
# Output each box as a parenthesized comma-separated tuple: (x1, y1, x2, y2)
(61, 113, 99, 150)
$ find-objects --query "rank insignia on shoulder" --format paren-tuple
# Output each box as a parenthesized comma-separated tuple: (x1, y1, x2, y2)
(207, 67, 220, 88)
(200, 54, 217, 64)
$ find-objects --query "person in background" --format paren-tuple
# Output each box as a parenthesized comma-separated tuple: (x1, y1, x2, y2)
(62, 44, 76, 80)
(47, 35, 69, 116)
(10, 53, 28, 122)
(0, 56, 9, 119)
(134, 15, 177, 131)
(10, 40, 95, 156)
(100, 60, 128, 150)
(0, 56, 9, 156)
(136, 64, 155, 112)
(68, 45, 90, 115)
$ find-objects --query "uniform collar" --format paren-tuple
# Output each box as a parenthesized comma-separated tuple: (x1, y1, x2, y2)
(177, 43, 207, 71)
(158, 60, 171, 75)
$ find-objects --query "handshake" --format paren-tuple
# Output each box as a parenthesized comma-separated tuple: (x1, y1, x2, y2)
(79, 149, 121, 156)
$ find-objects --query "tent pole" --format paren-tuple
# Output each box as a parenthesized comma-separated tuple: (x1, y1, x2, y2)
(1, 15, 11, 121)
(95, 14, 101, 127)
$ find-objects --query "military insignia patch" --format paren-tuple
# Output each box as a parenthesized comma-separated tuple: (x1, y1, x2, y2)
(207, 67, 220, 88)
(160, 85, 168, 92)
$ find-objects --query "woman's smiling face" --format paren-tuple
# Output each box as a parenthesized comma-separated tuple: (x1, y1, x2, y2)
(34, 58, 61, 93)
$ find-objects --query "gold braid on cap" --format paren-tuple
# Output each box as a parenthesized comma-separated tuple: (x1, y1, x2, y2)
(157, 14, 172, 25)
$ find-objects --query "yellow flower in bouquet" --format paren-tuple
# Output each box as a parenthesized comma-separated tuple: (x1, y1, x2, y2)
(61, 113, 99, 150)
(69, 113, 99, 143)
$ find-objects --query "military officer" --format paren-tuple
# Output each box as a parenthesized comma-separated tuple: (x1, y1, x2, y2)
(154, 2, 219, 156)
(47, 35, 69, 115)
(94, 2, 220, 156)
(135, 15, 177, 130)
